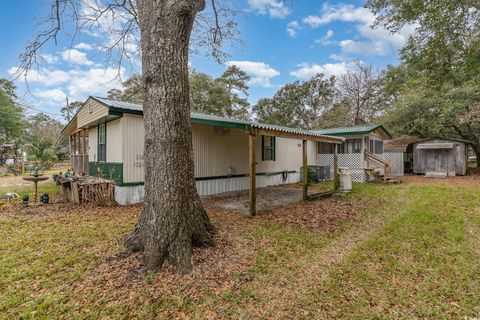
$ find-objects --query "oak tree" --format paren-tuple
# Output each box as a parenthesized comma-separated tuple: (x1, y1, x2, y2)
(18, 0, 238, 273)
(253, 74, 337, 129)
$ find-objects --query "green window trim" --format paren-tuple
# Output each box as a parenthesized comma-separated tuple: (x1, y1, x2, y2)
(262, 136, 276, 161)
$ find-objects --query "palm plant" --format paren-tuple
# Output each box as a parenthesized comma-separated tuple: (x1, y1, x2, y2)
(27, 138, 58, 170)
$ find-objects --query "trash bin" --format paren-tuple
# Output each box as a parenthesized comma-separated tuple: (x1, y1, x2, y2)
(339, 167, 352, 193)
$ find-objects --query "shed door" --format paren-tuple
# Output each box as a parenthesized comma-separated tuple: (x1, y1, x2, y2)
(427, 150, 448, 172)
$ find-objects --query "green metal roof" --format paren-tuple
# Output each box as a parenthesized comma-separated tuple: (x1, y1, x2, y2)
(312, 124, 391, 138)
(71, 96, 344, 143)
(94, 96, 143, 113)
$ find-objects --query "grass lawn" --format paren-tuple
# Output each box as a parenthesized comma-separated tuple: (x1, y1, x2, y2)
(0, 178, 479, 319)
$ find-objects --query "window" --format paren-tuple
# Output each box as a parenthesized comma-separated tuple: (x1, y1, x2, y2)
(98, 124, 106, 162)
(353, 139, 362, 153)
(262, 136, 275, 161)
(369, 139, 383, 154)
(317, 142, 334, 154)
(339, 138, 362, 154)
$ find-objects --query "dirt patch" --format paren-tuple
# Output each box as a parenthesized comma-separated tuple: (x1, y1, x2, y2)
(203, 187, 304, 215)
(0, 175, 53, 189)
(261, 196, 378, 232)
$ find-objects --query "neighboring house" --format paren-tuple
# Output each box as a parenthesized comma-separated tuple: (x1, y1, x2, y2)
(62, 96, 343, 206)
(311, 125, 399, 182)
(385, 137, 469, 176)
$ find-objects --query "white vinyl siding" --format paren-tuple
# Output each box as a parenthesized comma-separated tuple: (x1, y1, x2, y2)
(192, 124, 248, 177)
(106, 119, 123, 163)
(122, 114, 145, 183)
(88, 127, 98, 162)
(92, 117, 321, 186)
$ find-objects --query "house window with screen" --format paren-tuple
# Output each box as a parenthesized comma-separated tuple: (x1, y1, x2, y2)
(369, 139, 383, 154)
(317, 142, 334, 154)
(262, 136, 276, 161)
(98, 124, 106, 162)
(339, 138, 362, 154)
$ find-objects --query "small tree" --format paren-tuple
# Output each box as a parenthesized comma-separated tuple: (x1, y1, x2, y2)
(60, 101, 82, 122)
(217, 65, 250, 119)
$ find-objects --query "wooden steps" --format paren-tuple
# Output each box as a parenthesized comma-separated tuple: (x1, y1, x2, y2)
(364, 151, 399, 183)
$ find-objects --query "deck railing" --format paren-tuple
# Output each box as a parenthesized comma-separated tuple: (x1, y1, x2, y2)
(364, 150, 391, 180)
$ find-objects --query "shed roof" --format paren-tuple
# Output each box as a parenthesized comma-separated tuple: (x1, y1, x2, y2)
(385, 137, 472, 152)
(312, 124, 391, 138)
(384, 137, 422, 151)
(417, 142, 454, 149)
(64, 96, 344, 144)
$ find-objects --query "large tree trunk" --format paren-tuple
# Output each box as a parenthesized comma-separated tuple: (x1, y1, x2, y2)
(125, 0, 214, 274)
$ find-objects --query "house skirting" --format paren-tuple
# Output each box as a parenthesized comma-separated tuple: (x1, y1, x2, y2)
(113, 171, 301, 205)
(196, 171, 300, 196)
(115, 184, 144, 205)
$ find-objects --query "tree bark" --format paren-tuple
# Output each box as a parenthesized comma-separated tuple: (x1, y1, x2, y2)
(125, 0, 214, 274)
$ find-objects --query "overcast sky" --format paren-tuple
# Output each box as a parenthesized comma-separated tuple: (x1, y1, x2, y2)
(0, 0, 414, 122)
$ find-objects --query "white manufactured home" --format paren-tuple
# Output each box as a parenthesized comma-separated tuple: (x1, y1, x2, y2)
(62, 97, 344, 208)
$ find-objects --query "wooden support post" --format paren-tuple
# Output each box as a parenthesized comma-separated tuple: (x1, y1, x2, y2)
(83, 129, 88, 175)
(83, 130, 87, 154)
(333, 143, 340, 192)
(77, 132, 81, 154)
(72, 134, 77, 171)
(69, 135, 73, 167)
(72, 133, 77, 156)
(249, 133, 256, 216)
(302, 140, 308, 201)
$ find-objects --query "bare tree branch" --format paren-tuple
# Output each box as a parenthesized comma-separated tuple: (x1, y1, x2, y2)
(14, 0, 241, 84)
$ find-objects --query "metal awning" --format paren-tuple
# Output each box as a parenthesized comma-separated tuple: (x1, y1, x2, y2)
(417, 143, 454, 149)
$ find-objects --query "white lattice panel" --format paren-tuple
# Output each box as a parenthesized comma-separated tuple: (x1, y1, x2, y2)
(383, 152, 404, 176)
(316, 153, 367, 182)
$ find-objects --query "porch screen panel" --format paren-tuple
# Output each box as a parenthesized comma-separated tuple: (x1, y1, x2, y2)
(374, 140, 383, 154)
(317, 142, 334, 154)
(98, 124, 106, 162)
(369, 139, 383, 154)
(340, 138, 362, 154)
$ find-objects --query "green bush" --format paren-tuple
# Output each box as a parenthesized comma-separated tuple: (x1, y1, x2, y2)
(27, 138, 58, 170)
